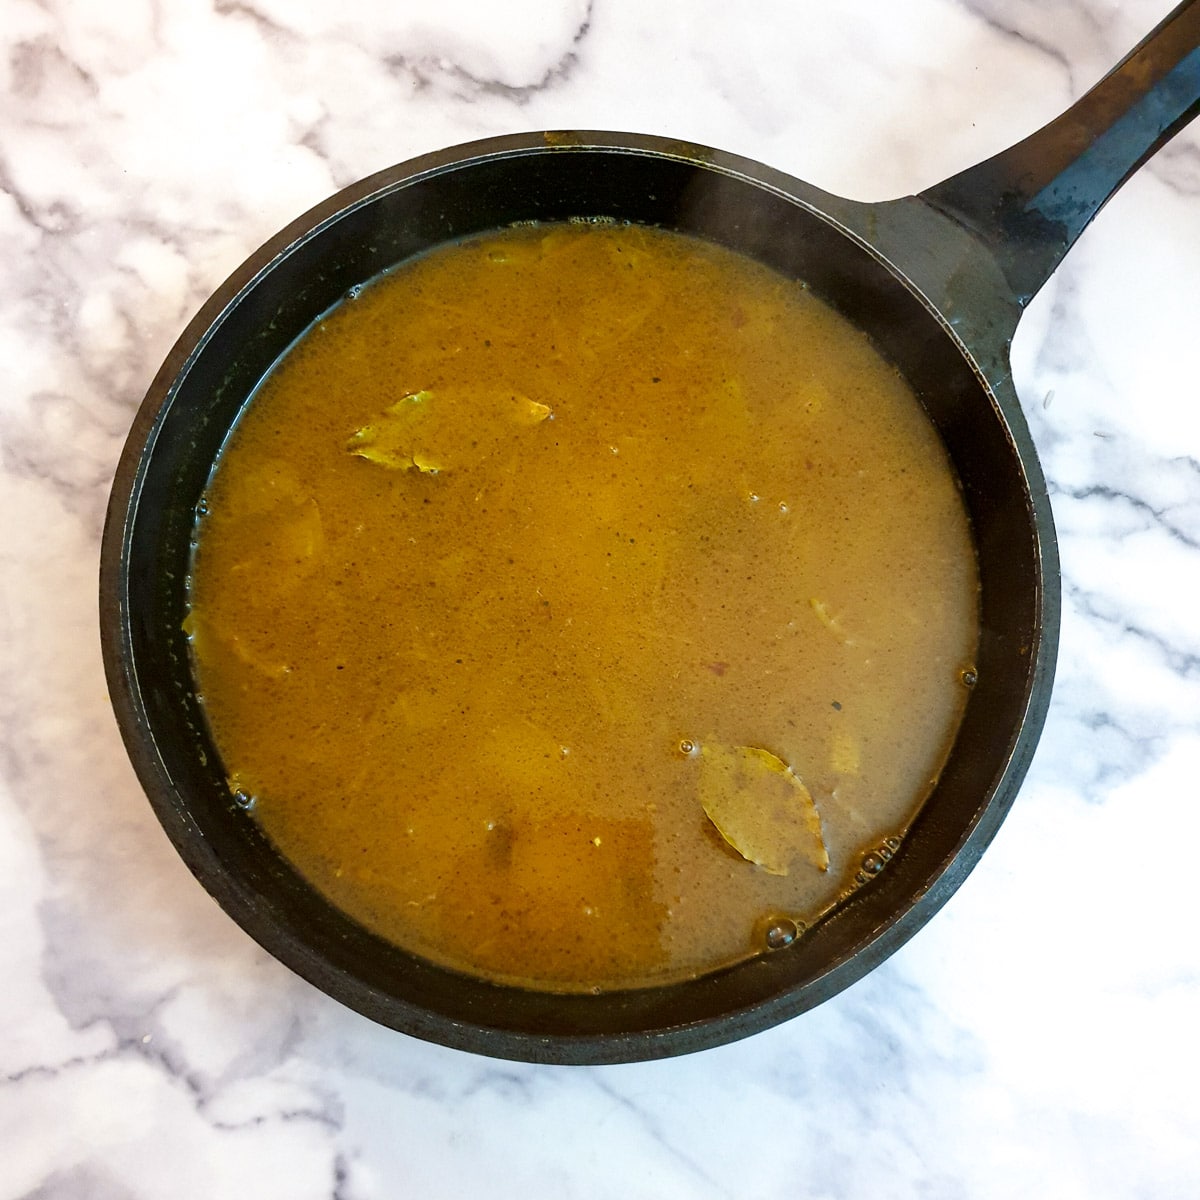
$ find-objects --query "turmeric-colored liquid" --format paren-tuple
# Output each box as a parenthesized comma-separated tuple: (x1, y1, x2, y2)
(186, 222, 978, 991)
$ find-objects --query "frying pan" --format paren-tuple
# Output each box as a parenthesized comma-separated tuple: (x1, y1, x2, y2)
(100, 2, 1200, 1063)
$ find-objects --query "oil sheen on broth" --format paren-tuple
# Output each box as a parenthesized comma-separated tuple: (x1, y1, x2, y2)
(186, 221, 979, 992)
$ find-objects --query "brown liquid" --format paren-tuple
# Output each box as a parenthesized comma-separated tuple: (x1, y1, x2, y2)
(186, 221, 979, 991)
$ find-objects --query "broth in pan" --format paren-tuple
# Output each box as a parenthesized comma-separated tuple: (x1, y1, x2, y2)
(185, 221, 979, 991)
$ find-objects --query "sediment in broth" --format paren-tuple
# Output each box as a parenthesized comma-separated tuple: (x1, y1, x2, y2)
(185, 221, 979, 992)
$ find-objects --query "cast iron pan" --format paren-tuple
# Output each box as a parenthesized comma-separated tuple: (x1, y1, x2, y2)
(100, 2, 1200, 1063)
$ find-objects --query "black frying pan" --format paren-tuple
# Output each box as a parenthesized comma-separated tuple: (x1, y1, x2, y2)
(100, 2, 1200, 1063)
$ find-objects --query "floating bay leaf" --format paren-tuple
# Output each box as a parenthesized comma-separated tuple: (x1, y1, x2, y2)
(508, 395, 554, 426)
(698, 743, 828, 875)
(347, 388, 551, 473)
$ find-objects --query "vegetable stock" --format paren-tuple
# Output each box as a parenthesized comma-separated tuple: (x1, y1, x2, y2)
(185, 221, 979, 992)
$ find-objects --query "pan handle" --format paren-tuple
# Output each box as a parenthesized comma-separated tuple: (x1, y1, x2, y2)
(920, 0, 1200, 307)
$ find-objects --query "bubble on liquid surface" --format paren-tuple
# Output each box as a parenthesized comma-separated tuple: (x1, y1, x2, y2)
(862, 850, 886, 875)
(764, 918, 801, 950)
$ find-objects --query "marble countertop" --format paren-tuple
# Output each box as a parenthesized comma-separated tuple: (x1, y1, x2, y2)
(3, 0, 1198, 1195)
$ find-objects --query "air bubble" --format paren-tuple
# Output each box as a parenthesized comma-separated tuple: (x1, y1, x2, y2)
(346, 283, 364, 300)
(961, 666, 978, 688)
(778, 501, 789, 515)
(232, 789, 256, 811)
(677, 738, 699, 758)
(764, 918, 800, 950)
(862, 851, 886, 874)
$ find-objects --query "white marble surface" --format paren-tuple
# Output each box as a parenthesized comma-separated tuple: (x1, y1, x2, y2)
(3, 0, 1199, 1194)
